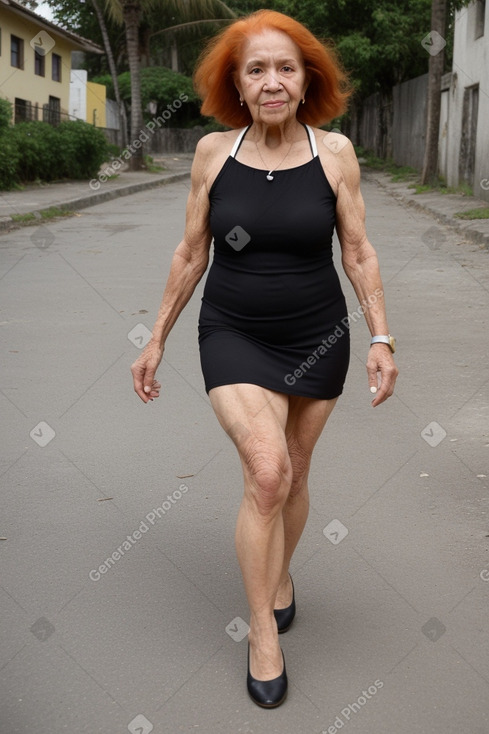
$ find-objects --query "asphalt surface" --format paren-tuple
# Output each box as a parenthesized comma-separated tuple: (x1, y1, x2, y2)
(1, 166, 488, 734)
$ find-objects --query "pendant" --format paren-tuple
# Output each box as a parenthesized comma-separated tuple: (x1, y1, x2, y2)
(267, 172, 274, 181)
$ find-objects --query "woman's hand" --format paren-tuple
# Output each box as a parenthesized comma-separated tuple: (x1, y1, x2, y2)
(366, 344, 398, 407)
(131, 339, 164, 403)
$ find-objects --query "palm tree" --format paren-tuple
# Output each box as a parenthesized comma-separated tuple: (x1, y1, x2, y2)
(104, 0, 235, 170)
(91, 0, 128, 147)
(421, 0, 447, 185)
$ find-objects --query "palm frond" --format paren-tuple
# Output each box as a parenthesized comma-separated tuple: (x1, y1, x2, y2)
(149, 17, 234, 39)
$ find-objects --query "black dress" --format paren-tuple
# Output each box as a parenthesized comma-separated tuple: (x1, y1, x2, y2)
(198, 123, 350, 400)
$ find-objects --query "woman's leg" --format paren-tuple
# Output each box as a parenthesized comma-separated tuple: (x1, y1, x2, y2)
(209, 383, 291, 681)
(274, 396, 338, 609)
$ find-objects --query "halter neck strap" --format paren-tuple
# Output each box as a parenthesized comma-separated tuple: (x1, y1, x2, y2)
(229, 123, 318, 159)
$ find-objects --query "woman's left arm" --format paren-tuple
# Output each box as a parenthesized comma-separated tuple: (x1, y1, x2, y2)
(332, 139, 398, 407)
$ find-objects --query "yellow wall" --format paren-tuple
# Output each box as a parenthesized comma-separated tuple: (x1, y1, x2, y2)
(86, 81, 106, 128)
(0, 10, 75, 119)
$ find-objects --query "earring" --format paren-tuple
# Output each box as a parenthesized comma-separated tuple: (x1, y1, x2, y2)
(301, 98, 305, 104)
(239, 98, 244, 106)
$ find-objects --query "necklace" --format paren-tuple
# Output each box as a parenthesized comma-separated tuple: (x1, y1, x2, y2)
(254, 138, 295, 181)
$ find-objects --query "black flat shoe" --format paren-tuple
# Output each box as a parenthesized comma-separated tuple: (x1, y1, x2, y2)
(247, 644, 288, 708)
(274, 575, 296, 634)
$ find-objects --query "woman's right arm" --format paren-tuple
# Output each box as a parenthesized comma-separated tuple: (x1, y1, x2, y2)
(131, 136, 215, 402)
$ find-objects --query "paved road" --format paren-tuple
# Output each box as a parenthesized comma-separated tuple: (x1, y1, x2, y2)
(1, 174, 488, 734)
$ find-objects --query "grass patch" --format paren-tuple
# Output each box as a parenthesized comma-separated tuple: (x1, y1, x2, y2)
(11, 212, 36, 223)
(409, 181, 474, 196)
(11, 207, 74, 225)
(354, 146, 418, 182)
(39, 206, 73, 220)
(454, 207, 489, 219)
(143, 154, 164, 173)
(355, 146, 477, 196)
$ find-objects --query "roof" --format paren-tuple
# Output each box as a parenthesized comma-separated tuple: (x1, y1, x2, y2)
(0, 0, 104, 54)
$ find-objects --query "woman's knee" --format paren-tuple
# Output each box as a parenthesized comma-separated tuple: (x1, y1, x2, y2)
(242, 441, 292, 514)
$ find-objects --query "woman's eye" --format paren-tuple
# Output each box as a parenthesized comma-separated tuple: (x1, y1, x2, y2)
(282, 66, 293, 72)
(250, 68, 262, 74)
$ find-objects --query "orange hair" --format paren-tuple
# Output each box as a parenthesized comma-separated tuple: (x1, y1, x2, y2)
(194, 9, 351, 128)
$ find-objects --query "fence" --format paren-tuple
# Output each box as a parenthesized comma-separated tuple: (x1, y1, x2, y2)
(355, 74, 429, 171)
(100, 126, 207, 155)
(391, 74, 428, 170)
(13, 100, 72, 126)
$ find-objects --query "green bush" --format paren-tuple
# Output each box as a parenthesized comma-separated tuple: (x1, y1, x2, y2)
(0, 119, 111, 189)
(0, 134, 20, 190)
(0, 98, 13, 132)
(56, 120, 110, 179)
(9, 122, 59, 181)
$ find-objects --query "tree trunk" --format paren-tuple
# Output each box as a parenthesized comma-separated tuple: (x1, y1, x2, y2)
(171, 37, 179, 72)
(123, 1, 144, 170)
(421, 0, 447, 185)
(90, 0, 128, 148)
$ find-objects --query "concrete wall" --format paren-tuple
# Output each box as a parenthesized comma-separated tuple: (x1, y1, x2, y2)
(69, 72, 106, 126)
(391, 74, 428, 170)
(106, 99, 120, 131)
(69, 70, 87, 121)
(86, 81, 106, 127)
(0, 9, 75, 120)
(443, 1, 489, 200)
(357, 93, 391, 158)
(146, 126, 207, 155)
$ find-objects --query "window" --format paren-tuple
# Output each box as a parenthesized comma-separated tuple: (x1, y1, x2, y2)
(44, 96, 60, 125)
(52, 53, 61, 82)
(11, 35, 24, 69)
(14, 98, 29, 123)
(34, 50, 45, 76)
(475, 0, 486, 38)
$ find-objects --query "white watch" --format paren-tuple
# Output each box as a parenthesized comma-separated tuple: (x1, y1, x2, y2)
(370, 335, 396, 353)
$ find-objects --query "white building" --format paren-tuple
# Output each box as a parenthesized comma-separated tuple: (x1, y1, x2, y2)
(440, 0, 488, 200)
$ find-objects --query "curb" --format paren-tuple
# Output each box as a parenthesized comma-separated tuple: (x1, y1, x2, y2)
(364, 170, 489, 250)
(0, 170, 191, 232)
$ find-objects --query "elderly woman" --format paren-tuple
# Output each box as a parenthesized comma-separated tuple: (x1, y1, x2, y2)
(131, 9, 398, 708)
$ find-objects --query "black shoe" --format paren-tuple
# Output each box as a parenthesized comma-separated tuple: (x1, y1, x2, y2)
(247, 644, 288, 708)
(274, 575, 296, 634)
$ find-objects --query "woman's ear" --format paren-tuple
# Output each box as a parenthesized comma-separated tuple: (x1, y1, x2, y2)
(234, 77, 243, 103)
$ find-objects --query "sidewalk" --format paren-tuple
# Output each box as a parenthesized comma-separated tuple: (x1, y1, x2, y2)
(0, 154, 194, 230)
(363, 169, 489, 249)
(1, 153, 488, 248)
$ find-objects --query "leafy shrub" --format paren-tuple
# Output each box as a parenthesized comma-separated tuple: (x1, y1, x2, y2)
(92, 66, 202, 126)
(56, 120, 110, 178)
(0, 119, 111, 188)
(0, 134, 20, 190)
(0, 98, 13, 132)
(9, 122, 59, 181)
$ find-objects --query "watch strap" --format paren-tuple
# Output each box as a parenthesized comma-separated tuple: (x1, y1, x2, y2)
(370, 335, 396, 353)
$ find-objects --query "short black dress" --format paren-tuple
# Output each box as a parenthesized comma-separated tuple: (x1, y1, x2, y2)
(198, 124, 350, 400)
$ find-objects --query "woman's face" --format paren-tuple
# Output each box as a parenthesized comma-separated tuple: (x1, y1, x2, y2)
(235, 30, 308, 126)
